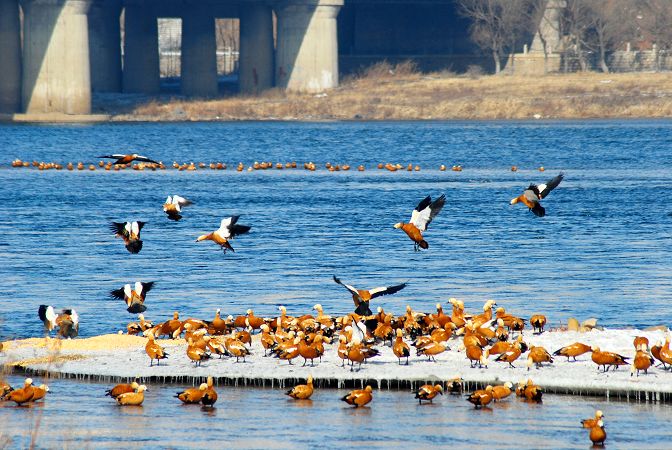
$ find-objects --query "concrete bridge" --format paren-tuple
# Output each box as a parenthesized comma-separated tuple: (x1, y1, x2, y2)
(0, 0, 537, 117)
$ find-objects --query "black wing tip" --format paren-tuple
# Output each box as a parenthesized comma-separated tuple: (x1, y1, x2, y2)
(531, 203, 545, 217)
(38, 305, 49, 321)
(142, 281, 156, 292)
(415, 195, 432, 211)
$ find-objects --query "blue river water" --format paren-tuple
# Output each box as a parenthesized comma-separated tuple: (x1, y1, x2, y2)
(0, 120, 671, 448)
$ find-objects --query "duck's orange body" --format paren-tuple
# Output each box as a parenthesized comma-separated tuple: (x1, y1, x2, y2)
(553, 342, 592, 361)
(341, 385, 373, 407)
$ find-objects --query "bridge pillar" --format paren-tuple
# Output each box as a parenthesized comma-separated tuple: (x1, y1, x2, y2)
(239, 4, 274, 94)
(21, 0, 92, 114)
(275, 0, 343, 92)
(0, 0, 22, 113)
(89, 0, 122, 92)
(123, 1, 159, 94)
(181, 7, 218, 97)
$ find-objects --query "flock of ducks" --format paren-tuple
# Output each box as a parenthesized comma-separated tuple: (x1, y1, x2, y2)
(6, 151, 629, 446)
(10, 157, 549, 174)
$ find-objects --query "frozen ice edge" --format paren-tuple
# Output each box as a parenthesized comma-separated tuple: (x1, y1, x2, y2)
(2, 328, 671, 403)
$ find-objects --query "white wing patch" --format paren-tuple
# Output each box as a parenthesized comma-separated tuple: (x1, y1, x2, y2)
(123, 284, 132, 299)
(124, 222, 132, 234)
(410, 207, 432, 231)
(131, 222, 140, 236)
(135, 281, 143, 296)
(216, 218, 233, 238)
(70, 310, 79, 326)
(46, 306, 57, 326)
(369, 286, 388, 296)
(173, 195, 188, 205)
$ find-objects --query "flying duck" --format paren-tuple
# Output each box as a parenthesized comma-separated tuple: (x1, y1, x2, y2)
(341, 385, 373, 408)
(38, 305, 79, 338)
(394, 194, 446, 250)
(116, 385, 147, 406)
(163, 195, 193, 221)
(110, 221, 145, 254)
(510, 172, 564, 217)
(196, 216, 251, 253)
(98, 153, 159, 166)
(332, 275, 406, 316)
(176, 383, 208, 404)
(286, 375, 314, 400)
(110, 281, 155, 313)
(414, 384, 443, 403)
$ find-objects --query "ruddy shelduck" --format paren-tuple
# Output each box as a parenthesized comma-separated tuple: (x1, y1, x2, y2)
(202, 377, 218, 406)
(591, 347, 628, 372)
(394, 194, 446, 250)
(110, 281, 155, 314)
(145, 334, 168, 366)
(106, 381, 140, 399)
(492, 382, 513, 401)
(530, 314, 547, 334)
(632, 345, 654, 376)
(414, 384, 443, 403)
(98, 153, 159, 166)
(527, 346, 554, 370)
(341, 385, 373, 408)
(163, 195, 193, 221)
(7, 378, 35, 405)
(38, 305, 79, 338)
(333, 275, 406, 316)
(31, 384, 49, 401)
(553, 342, 592, 362)
(589, 419, 606, 446)
(393, 329, 411, 365)
(110, 221, 145, 254)
(581, 410, 604, 429)
(116, 385, 147, 406)
(510, 172, 564, 217)
(466, 385, 493, 408)
(196, 216, 251, 253)
(175, 383, 207, 404)
(286, 376, 314, 400)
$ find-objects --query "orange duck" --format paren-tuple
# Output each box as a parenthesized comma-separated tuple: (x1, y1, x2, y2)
(414, 384, 443, 404)
(201, 377, 218, 406)
(286, 376, 314, 400)
(163, 195, 193, 221)
(510, 172, 564, 217)
(110, 281, 155, 314)
(466, 385, 493, 408)
(333, 275, 406, 316)
(98, 153, 159, 165)
(145, 334, 168, 366)
(394, 194, 446, 251)
(106, 381, 140, 399)
(196, 216, 251, 253)
(632, 345, 654, 376)
(582, 410, 604, 428)
(110, 221, 145, 254)
(491, 382, 513, 401)
(341, 385, 373, 408)
(591, 347, 628, 372)
(553, 342, 592, 362)
(7, 378, 35, 405)
(176, 383, 207, 404)
(530, 314, 547, 334)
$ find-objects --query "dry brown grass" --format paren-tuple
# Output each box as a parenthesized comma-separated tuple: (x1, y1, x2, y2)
(121, 69, 672, 121)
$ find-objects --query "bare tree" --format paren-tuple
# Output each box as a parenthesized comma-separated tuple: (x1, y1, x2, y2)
(638, 0, 672, 70)
(584, 1, 639, 73)
(458, 0, 533, 74)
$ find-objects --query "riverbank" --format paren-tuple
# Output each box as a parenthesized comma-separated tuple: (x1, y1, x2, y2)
(106, 70, 672, 122)
(2, 328, 671, 401)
